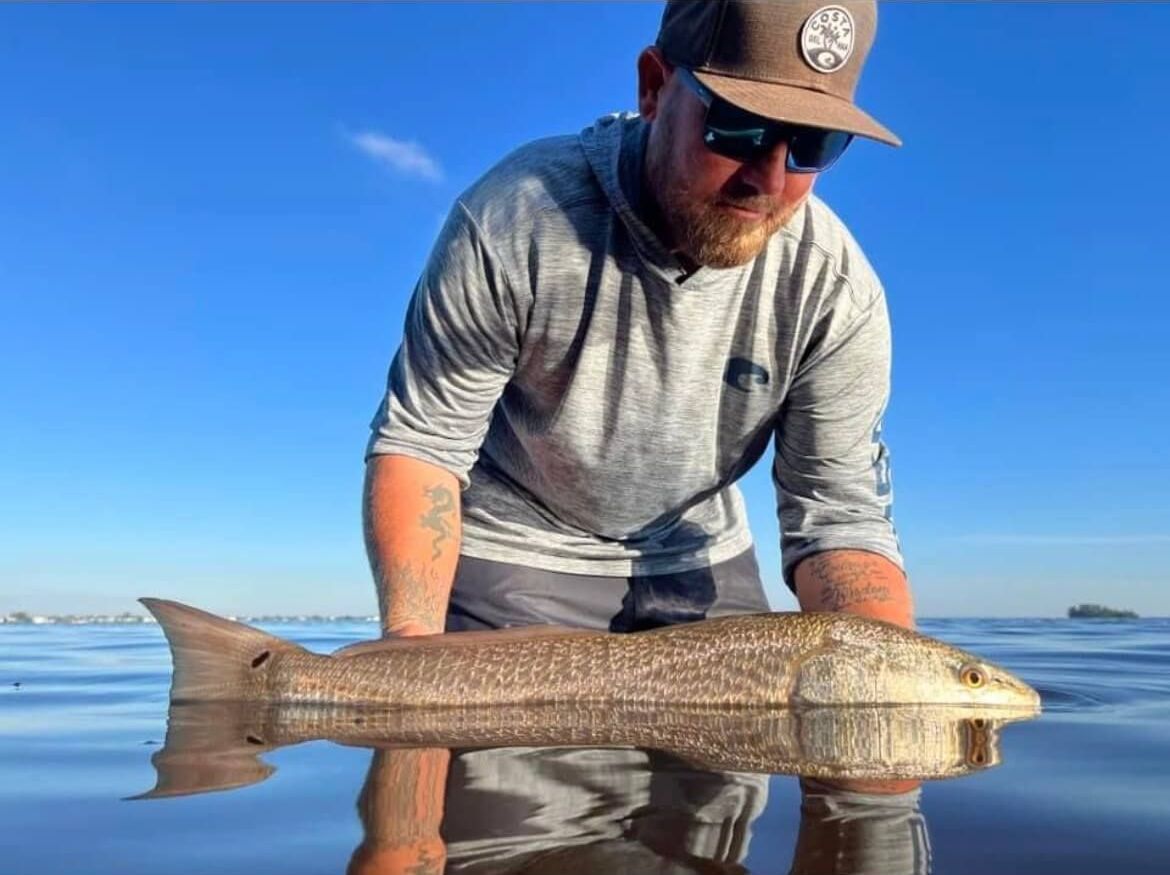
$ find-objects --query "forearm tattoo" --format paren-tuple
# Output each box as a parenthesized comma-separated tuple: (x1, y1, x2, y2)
(807, 552, 895, 612)
(375, 558, 447, 633)
(406, 848, 443, 875)
(418, 484, 456, 560)
(364, 476, 457, 632)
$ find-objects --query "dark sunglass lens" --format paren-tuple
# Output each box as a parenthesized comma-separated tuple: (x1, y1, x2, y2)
(704, 125, 767, 162)
(788, 129, 853, 172)
(704, 99, 771, 162)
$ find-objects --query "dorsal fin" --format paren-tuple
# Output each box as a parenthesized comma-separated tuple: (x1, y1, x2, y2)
(332, 625, 603, 659)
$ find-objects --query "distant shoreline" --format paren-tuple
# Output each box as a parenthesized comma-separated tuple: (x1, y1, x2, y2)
(0, 613, 379, 626)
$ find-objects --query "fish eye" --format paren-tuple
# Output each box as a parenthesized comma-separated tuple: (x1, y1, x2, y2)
(960, 665, 986, 689)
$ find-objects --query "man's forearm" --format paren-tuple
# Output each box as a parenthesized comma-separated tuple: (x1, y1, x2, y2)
(362, 454, 462, 637)
(793, 549, 914, 628)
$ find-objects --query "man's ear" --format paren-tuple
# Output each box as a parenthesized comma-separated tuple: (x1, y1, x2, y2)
(637, 47, 670, 121)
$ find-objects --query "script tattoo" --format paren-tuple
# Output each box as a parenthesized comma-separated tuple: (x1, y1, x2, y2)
(418, 484, 456, 560)
(808, 552, 895, 612)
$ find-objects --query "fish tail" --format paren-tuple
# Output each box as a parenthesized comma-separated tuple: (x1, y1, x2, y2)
(140, 598, 303, 702)
(126, 703, 277, 800)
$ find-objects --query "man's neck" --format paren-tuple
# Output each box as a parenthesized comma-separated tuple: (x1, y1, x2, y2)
(637, 164, 701, 276)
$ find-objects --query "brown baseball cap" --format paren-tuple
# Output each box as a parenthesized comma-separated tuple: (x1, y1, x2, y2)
(656, 0, 900, 146)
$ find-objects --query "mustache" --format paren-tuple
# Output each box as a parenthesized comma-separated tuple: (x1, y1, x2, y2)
(715, 194, 782, 215)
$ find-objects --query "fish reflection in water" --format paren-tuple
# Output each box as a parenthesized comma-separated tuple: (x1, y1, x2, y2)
(136, 701, 1034, 874)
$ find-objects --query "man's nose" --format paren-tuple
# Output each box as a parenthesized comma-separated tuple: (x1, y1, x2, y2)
(738, 140, 790, 198)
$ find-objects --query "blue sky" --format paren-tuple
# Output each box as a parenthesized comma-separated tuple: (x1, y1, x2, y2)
(2, 3, 1167, 618)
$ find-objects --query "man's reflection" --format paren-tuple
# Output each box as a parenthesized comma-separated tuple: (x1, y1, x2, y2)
(441, 747, 766, 873)
(346, 747, 929, 875)
(791, 779, 930, 875)
(347, 748, 450, 875)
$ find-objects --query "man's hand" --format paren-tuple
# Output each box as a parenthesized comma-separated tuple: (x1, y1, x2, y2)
(793, 549, 914, 629)
(363, 455, 462, 637)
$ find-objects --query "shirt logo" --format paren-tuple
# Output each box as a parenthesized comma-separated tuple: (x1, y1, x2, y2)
(724, 357, 770, 392)
(871, 421, 894, 521)
(800, 5, 856, 74)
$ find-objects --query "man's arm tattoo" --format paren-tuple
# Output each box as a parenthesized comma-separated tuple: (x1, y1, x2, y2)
(407, 848, 442, 875)
(807, 552, 895, 612)
(418, 484, 456, 560)
(376, 558, 447, 633)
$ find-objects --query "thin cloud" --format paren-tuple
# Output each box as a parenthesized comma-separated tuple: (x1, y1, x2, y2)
(948, 534, 1170, 546)
(347, 129, 443, 183)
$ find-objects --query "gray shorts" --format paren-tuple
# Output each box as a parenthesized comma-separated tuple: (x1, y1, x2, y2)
(446, 549, 770, 632)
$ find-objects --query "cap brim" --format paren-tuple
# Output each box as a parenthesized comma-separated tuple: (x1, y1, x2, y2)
(693, 71, 902, 148)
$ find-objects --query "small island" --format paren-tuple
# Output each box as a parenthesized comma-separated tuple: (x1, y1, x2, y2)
(1068, 603, 1139, 619)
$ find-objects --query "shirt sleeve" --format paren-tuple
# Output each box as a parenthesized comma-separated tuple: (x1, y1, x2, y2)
(365, 200, 523, 487)
(773, 287, 902, 591)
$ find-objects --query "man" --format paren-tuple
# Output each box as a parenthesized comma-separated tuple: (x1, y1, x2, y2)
(364, 0, 912, 640)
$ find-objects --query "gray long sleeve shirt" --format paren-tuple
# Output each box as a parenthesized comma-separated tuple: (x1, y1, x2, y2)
(367, 112, 901, 587)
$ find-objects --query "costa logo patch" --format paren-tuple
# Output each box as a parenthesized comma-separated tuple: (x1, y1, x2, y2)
(800, 5, 856, 74)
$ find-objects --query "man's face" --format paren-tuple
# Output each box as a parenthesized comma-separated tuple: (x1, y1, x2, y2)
(643, 62, 818, 269)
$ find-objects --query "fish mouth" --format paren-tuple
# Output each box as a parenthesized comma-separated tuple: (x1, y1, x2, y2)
(982, 699, 1042, 719)
(969, 684, 1042, 716)
(990, 673, 1044, 712)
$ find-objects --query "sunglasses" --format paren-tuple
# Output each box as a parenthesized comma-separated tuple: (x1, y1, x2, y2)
(674, 67, 854, 173)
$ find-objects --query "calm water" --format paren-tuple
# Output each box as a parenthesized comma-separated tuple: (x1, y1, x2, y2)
(2, 618, 1168, 873)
